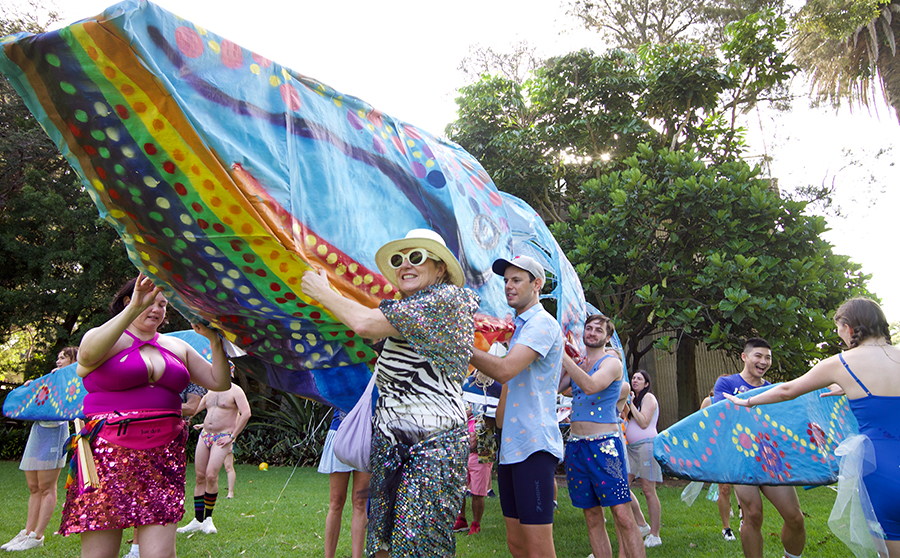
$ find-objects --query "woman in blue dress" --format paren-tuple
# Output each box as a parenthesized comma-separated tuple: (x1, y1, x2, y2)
(726, 297, 899, 558)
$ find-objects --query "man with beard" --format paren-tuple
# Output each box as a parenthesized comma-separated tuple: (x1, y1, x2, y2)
(713, 338, 806, 558)
(560, 314, 646, 558)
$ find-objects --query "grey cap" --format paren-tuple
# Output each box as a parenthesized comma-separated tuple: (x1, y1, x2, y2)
(492, 255, 546, 284)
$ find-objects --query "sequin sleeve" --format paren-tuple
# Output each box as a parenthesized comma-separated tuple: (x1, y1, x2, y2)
(379, 284, 479, 382)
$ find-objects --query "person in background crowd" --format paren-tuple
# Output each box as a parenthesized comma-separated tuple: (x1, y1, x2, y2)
(622, 370, 663, 548)
(2, 347, 78, 552)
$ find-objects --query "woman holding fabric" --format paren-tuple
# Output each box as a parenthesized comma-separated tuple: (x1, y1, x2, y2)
(725, 297, 900, 557)
(59, 273, 231, 558)
(302, 229, 479, 558)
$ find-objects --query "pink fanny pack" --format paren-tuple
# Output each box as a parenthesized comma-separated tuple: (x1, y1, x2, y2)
(97, 410, 184, 450)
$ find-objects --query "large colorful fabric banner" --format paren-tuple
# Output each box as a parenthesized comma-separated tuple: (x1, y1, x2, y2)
(654, 385, 860, 486)
(0, 1, 588, 411)
(2, 330, 216, 420)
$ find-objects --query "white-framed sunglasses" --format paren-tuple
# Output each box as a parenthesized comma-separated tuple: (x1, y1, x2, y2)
(388, 248, 439, 269)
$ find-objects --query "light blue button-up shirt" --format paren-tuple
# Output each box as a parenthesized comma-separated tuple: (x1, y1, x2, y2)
(499, 303, 565, 465)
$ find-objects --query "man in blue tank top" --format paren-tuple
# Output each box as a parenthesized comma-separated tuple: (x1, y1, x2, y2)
(713, 338, 806, 558)
(470, 255, 564, 558)
(560, 314, 646, 558)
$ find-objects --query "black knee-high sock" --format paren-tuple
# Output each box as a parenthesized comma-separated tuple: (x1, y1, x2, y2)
(194, 495, 205, 522)
(204, 492, 218, 519)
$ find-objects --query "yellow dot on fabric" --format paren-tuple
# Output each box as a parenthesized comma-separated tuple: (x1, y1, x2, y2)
(196, 25, 208, 35)
(269, 75, 280, 87)
(384, 284, 393, 293)
(156, 197, 170, 209)
(672, 436, 678, 445)
(406, 139, 415, 147)
(227, 269, 240, 279)
(326, 253, 337, 265)
(733, 437, 739, 445)
(143, 176, 159, 188)
(294, 344, 305, 353)
(306, 333, 317, 344)
(363, 274, 373, 284)
(239, 286, 251, 295)
(133, 234, 144, 244)
(352, 276, 362, 286)
(370, 285, 380, 294)
(317, 245, 327, 256)
(281, 69, 291, 81)
(737, 424, 744, 432)
(366, 124, 374, 131)
(683, 439, 689, 448)
(92, 179, 106, 192)
(106, 127, 120, 141)
(204, 247, 217, 256)
(140, 251, 150, 261)
(692, 432, 699, 442)
(122, 146, 135, 158)
(180, 214, 193, 225)
(183, 231, 196, 242)
(147, 265, 158, 274)
(413, 151, 421, 158)
(426, 160, 435, 168)
(699, 421, 705, 429)
(250, 64, 260, 75)
(348, 263, 358, 273)
(222, 278, 235, 289)
(793, 434, 800, 441)
(208, 41, 220, 53)
(94, 102, 110, 116)
(335, 264, 346, 275)
(305, 235, 317, 246)
(771, 420, 778, 428)
(332, 98, 342, 107)
(292, 333, 303, 340)
(247, 298, 261, 306)
(110, 209, 125, 219)
(290, 322, 301, 331)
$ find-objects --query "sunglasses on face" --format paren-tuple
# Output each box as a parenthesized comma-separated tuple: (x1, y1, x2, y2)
(388, 248, 438, 269)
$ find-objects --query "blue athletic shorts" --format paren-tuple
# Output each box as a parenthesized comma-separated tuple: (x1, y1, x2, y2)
(497, 450, 558, 525)
(566, 434, 631, 509)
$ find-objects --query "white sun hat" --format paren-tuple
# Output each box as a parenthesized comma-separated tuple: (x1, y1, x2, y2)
(375, 229, 465, 288)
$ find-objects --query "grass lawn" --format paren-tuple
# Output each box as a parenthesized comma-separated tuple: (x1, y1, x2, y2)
(0, 461, 850, 557)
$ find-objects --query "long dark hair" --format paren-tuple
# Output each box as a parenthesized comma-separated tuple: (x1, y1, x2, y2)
(109, 277, 138, 316)
(834, 297, 891, 348)
(633, 369, 652, 410)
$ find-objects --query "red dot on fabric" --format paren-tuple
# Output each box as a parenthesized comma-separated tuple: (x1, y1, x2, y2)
(115, 105, 129, 119)
(109, 188, 119, 199)
(174, 183, 187, 196)
(329, 331, 338, 337)
(67, 122, 83, 137)
(310, 312, 321, 319)
(346, 330, 355, 337)
(346, 340, 355, 347)
(144, 143, 157, 155)
(175, 26, 204, 58)
(173, 274, 183, 282)
(96, 167, 107, 180)
(488, 191, 502, 206)
(275, 298, 286, 304)
(230, 240, 244, 252)
(296, 302, 307, 308)
(191, 202, 203, 213)
(84, 145, 97, 155)
(162, 261, 173, 271)
(251, 52, 272, 67)
(709, 437, 716, 444)
(701, 454, 708, 462)
(403, 126, 421, 140)
(284, 292, 296, 300)
(270, 283, 281, 292)
(255, 269, 266, 277)
(280, 84, 301, 111)
(163, 161, 176, 174)
(392, 136, 405, 153)
(243, 254, 256, 263)
(212, 223, 225, 233)
(357, 351, 366, 358)
(220, 39, 243, 69)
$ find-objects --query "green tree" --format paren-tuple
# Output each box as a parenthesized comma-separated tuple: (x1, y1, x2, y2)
(791, 0, 900, 123)
(551, 144, 871, 418)
(567, 0, 786, 51)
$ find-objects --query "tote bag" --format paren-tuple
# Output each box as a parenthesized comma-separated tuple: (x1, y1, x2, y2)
(333, 372, 376, 472)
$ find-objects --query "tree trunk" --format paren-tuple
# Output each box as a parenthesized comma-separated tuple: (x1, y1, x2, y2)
(676, 334, 699, 420)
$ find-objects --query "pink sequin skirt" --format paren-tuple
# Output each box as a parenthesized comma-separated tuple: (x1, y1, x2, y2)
(59, 419, 188, 535)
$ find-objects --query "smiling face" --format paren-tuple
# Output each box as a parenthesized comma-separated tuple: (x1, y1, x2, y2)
(56, 351, 74, 368)
(583, 319, 610, 349)
(741, 346, 772, 382)
(131, 292, 168, 333)
(503, 266, 541, 313)
(394, 248, 447, 297)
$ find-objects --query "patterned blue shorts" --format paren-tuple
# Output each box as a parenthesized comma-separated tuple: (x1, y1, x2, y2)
(566, 433, 631, 509)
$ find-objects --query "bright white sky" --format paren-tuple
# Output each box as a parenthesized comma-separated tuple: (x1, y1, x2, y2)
(41, 0, 900, 321)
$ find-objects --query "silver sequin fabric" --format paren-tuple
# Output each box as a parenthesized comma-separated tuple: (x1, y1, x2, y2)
(366, 426, 468, 557)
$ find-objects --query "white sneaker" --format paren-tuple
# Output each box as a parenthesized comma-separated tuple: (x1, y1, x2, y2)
(122, 551, 140, 558)
(644, 534, 662, 548)
(723, 528, 736, 541)
(200, 517, 217, 534)
(1, 530, 27, 550)
(8, 532, 43, 551)
(638, 523, 651, 537)
(176, 518, 204, 533)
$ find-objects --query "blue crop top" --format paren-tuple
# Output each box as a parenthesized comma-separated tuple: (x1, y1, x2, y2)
(571, 355, 622, 424)
(82, 330, 190, 414)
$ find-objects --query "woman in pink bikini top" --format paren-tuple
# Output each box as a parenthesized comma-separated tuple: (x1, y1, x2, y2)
(59, 273, 232, 558)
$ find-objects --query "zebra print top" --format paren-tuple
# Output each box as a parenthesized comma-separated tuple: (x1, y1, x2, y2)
(375, 283, 480, 445)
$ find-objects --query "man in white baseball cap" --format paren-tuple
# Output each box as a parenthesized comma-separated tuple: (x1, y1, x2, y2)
(470, 255, 564, 558)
